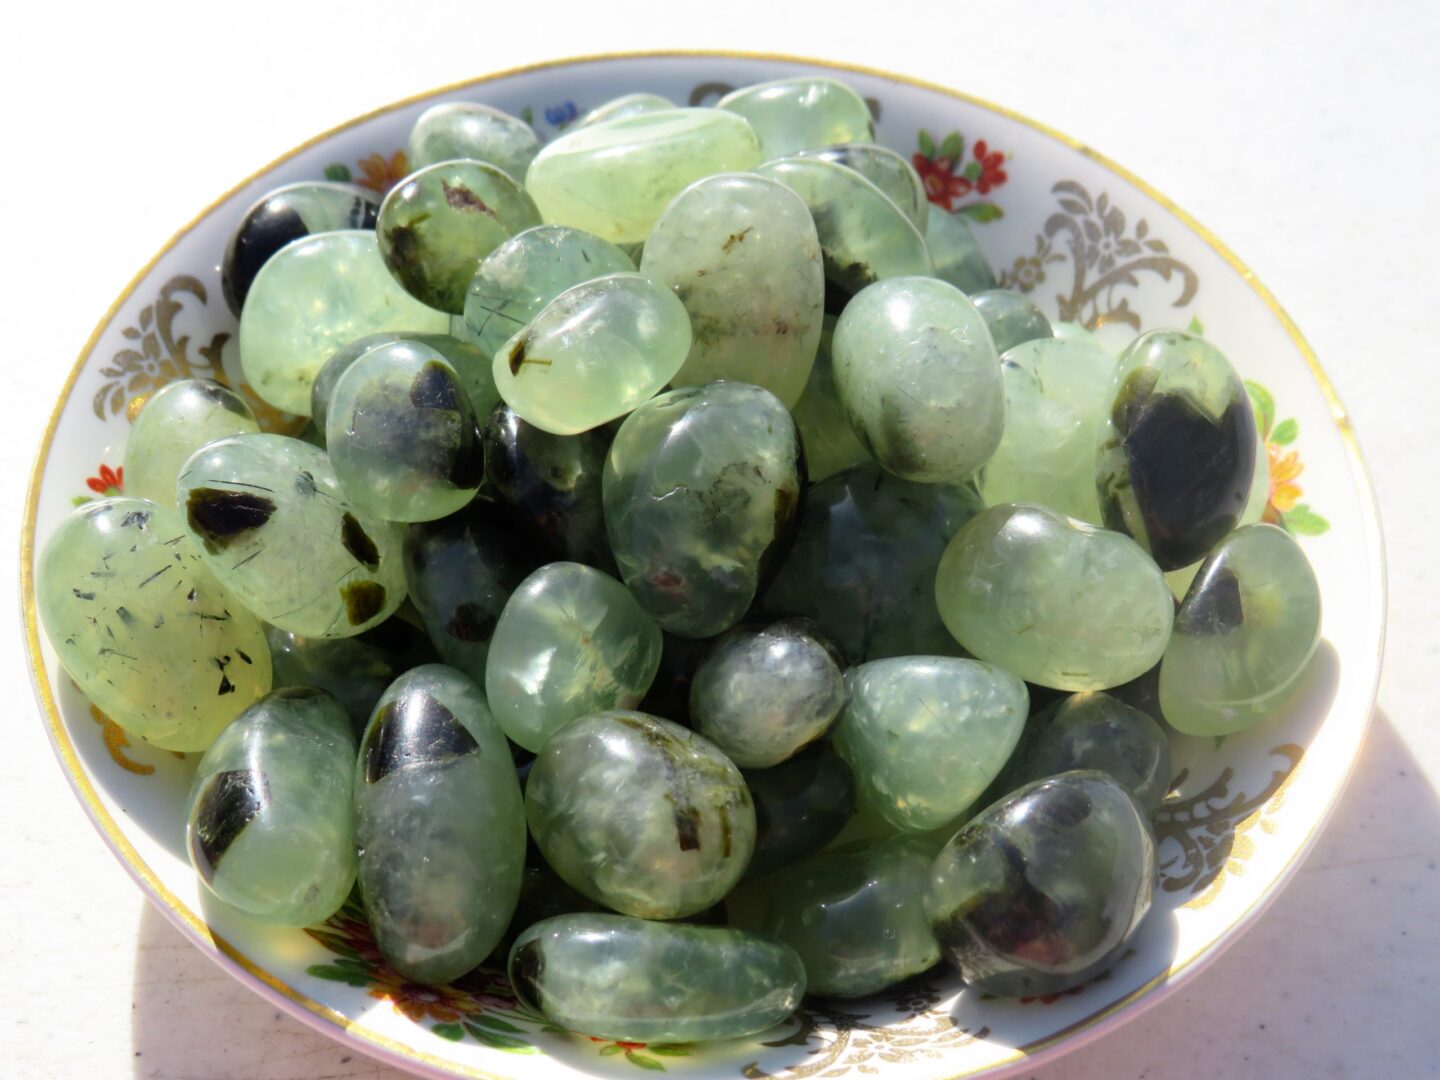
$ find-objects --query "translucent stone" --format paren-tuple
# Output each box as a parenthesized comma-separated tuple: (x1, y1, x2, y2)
(493, 273, 691, 436)
(1096, 329, 1258, 570)
(222, 181, 379, 316)
(576, 92, 676, 128)
(123, 380, 259, 509)
(764, 463, 983, 661)
(718, 77, 874, 158)
(927, 771, 1156, 997)
(525, 711, 755, 918)
(762, 836, 940, 997)
(238, 231, 448, 415)
(1053, 320, 1103, 347)
(406, 101, 540, 181)
(833, 657, 1028, 831)
(36, 498, 271, 751)
(797, 143, 927, 230)
(264, 620, 431, 731)
(356, 664, 526, 983)
(177, 434, 406, 637)
(463, 225, 634, 361)
(509, 913, 804, 1042)
(485, 562, 663, 752)
(525, 109, 762, 244)
(971, 289, 1054, 354)
(1160, 524, 1321, 736)
(789, 315, 869, 481)
(926, 209, 997, 295)
(981, 336, 1118, 523)
(186, 687, 355, 925)
(935, 503, 1174, 690)
(743, 742, 856, 879)
(641, 173, 824, 407)
(604, 382, 804, 639)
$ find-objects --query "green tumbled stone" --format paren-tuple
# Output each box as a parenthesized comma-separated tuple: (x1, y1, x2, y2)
(407, 101, 540, 181)
(576, 92, 676, 128)
(1052, 320, 1103, 346)
(935, 503, 1174, 690)
(265, 621, 430, 732)
(789, 315, 869, 481)
(797, 143, 928, 230)
(509, 913, 804, 1042)
(744, 742, 856, 880)
(526, 109, 762, 244)
(925, 210, 997, 295)
(124, 380, 259, 509)
(642, 173, 824, 407)
(36, 498, 271, 751)
(525, 711, 755, 918)
(186, 687, 355, 926)
(718, 77, 874, 158)
(971, 289, 1053, 354)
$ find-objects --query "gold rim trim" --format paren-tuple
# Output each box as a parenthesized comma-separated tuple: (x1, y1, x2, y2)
(19, 49, 1385, 1080)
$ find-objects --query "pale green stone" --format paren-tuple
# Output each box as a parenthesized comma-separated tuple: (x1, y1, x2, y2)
(577, 92, 677, 128)
(832, 276, 1004, 483)
(789, 315, 869, 481)
(797, 143, 928, 230)
(1053, 320, 1103, 346)
(238, 231, 448, 416)
(186, 688, 355, 926)
(833, 656, 1028, 831)
(36, 498, 272, 751)
(177, 434, 406, 637)
(525, 711, 755, 918)
(493, 272, 691, 435)
(407, 101, 540, 181)
(641, 173, 824, 407)
(925, 209, 996, 295)
(485, 562, 663, 752)
(935, 503, 1175, 690)
(509, 914, 804, 1042)
(718, 77, 874, 158)
(123, 380, 259, 509)
(525, 108, 762, 244)
(971, 289, 1053, 354)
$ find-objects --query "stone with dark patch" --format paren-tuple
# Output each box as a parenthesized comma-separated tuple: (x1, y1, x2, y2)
(341, 580, 387, 626)
(361, 693, 478, 784)
(340, 512, 381, 569)
(189, 768, 270, 880)
(409, 361, 462, 411)
(184, 488, 277, 553)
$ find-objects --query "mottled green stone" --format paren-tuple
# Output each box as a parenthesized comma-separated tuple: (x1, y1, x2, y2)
(925, 209, 997, 295)
(744, 742, 856, 880)
(1052, 321, 1104, 346)
(265, 620, 430, 731)
(576, 92, 676, 128)
(971, 289, 1053, 354)
(407, 101, 540, 181)
(789, 315, 869, 481)
(718, 77, 874, 158)
(124, 380, 259, 509)
(797, 143, 928, 230)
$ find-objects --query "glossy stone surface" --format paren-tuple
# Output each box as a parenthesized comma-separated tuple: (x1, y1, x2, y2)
(494, 272, 691, 435)
(186, 688, 355, 925)
(604, 382, 804, 639)
(406, 101, 540, 181)
(525, 109, 762, 244)
(765, 464, 984, 661)
(1161, 524, 1321, 736)
(797, 143, 927, 230)
(971, 289, 1053, 355)
(641, 173, 824, 407)
(509, 914, 804, 1042)
(833, 276, 1004, 483)
(525, 711, 755, 918)
(36, 498, 271, 751)
(576, 92, 676, 128)
(123, 380, 259, 510)
(264, 619, 430, 731)
(1097, 330, 1258, 570)
(925, 209, 997, 295)
(927, 771, 1156, 996)
(743, 743, 857, 880)
(718, 77, 874, 158)
(789, 315, 869, 482)
(356, 665, 526, 983)
(177, 434, 406, 636)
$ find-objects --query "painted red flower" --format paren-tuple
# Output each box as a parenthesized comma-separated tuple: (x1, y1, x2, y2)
(972, 139, 1008, 195)
(86, 464, 123, 495)
(912, 153, 972, 212)
(589, 1036, 649, 1051)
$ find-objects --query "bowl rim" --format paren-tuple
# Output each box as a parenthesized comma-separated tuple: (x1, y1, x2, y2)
(18, 48, 1387, 1080)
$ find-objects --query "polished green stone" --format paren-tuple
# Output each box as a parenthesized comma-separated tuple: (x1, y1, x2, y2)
(789, 315, 869, 481)
(797, 143, 927, 230)
(971, 289, 1053, 354)
(356, 664, 526, 983)
(407, 101, 540, 181)
(641, 173, 824, 407)
(936, 503, 1174, 690)
(604, 382, 804, 638)
(36, 498, 271, 751)
(925, 209, 996, 295)
(718, 77, 874, 158)
(525, 109, 762, 244)
(1052, 320, 1104, 346)
(525, 711, 755, 918)
(509, 913, 804, 1042)
(123, 380, 259, 509)
(576, 92, 676, 128)
(186, 687, 355, 926)
(265, 620, 430, 732)
(238, 231, 448, 416)
(744, 742, 856, 880)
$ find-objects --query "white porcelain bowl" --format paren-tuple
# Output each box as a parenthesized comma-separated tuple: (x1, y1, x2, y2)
(21, 51, 1385, 1080)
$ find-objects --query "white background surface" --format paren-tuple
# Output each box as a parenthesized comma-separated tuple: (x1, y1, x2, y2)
(2, 2, 1435, 1077)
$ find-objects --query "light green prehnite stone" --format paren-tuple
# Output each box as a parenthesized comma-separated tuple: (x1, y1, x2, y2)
(718, 77, 874, 158)
(186, 687, 355, 926)
(525, 711, 755, 918)
(832, 276, 1004, 483)
(238, 231, 448, 416)
(762, 835, 940, 997)
(925, 209, 997, 295)
(1160, 524, 1321, 736)
(525, 109, 762, 244)
(935, 503, 1174, 690)
(576, 92, 676, 128)
(971, 289, 1053, 354)
(755, 157, 931, 295)
(981, 336, 1118, 523)
(493, 273, 691, 435)
(407, 101, 540, 181)
(641, 174, 824, 408)
(463, 225, 634, 360)
(509, 914, 804, 1042)
(790, 315, 869, 481)
(484, 562, 663, 752)
(123, 380, 259, 509)
(36, 498, 271, 751)
(797, 143, 928, 230)
(357, 664, 526, 983)
(833, 657, 1028, 831)
(177, 434, 406, 637)
(1053, 321, 1104, 347)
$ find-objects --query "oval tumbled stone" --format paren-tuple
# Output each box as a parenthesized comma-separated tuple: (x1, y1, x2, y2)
(971, 289, 1053, 355)
(124, 380, 259, 510)
(718, 76, 874, 158)
(406, 101, 540, 180)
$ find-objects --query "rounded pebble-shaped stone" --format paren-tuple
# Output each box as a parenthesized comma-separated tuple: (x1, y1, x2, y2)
(743, 742, 856, 879)
(124, 380, 259, 509)
(797, 143, 928, 230)
(926, 209, 997, 295)
(790, 315, 870, 481)
(577, 92, 676, 128)
(971, 289, 1054, 354)
(718, 77, 874, 158)
(264, 620, 431, 732)
(407, 101, 540, 181)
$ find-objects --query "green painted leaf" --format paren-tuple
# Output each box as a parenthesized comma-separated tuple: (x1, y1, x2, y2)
(1244, 381, 1275, 438)
(432, 1023, 464, 1041)
(939, 132, 963, 161)
(467, 1013, 527, 1034)
(626, 1051, 667, 1071)
(648, 1046, 691, 1057)
(962, 160, 982, 181)
(305, 963, 372, 988)
(1271, 418, 1299, 445)
(463, 1023, 537, 1053)
(71, 495, 92, 507)
(599, 1044, 624, 1057)
(1282, 505, 1330, 536)
(918, 129, 936, 158)
(956, 202, 1004, 224)
(520, 105, 535, 126)
(1186, 315, 1205, 335)
(323, 164, 352, 182)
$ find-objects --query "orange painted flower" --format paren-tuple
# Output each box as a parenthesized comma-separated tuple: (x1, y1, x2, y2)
(589, 1036, 649, 1051)
(86, 464, 123, 495)
(367, 969, 484, 1024)
(356, 150, 410, 194)
(1267, 443, 1304, 513)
